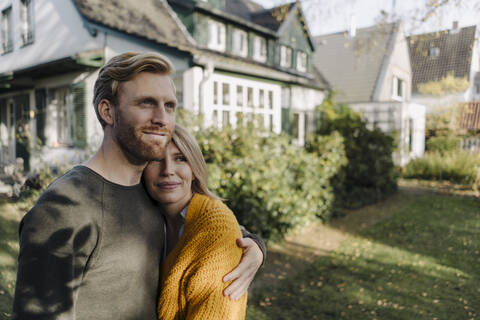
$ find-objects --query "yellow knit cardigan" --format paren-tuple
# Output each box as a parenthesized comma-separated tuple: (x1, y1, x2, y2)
(158, 193, 247, 320)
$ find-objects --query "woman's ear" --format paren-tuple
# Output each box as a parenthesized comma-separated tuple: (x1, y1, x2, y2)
(98, 99, 115, 126)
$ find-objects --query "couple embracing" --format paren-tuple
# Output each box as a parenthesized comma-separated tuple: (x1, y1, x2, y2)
(12, 52, 266, 320)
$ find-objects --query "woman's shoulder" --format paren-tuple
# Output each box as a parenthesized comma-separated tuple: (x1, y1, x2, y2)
(187, 193, 239, 231)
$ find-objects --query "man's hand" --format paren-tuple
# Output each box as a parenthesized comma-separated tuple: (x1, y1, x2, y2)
(222, 237, 263, 300)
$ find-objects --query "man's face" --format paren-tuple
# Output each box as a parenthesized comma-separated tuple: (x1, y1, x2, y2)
(112, 72, 177, 164)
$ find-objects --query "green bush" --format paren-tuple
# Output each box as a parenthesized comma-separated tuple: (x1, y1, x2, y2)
(403, 151, 480, 189)
(189, 120, 346, 241)
(312, 97, 398, 209)
(426, 136, 461, 153)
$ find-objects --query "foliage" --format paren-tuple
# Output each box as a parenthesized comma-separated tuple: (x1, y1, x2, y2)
(187, 118, 346, 241)
(247, 192, 480, 320)
(417, 72, 469, 96)
(425, 135, 461, 153)
(312, 96, 398, 209)
(403, 150, 480, 190)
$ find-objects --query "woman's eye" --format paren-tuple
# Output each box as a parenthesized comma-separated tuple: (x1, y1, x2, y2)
(176, 156, 187, 162)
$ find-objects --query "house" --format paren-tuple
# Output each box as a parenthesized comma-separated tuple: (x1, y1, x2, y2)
(0, 0, 327, 173)
(312, 22, 426, 165)
(408, 24, 480, 111)
(167, 0, 328, 145)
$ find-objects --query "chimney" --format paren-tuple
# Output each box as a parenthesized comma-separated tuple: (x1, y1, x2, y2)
(452, 21, 459, 30)
(349, 15, 356, 37)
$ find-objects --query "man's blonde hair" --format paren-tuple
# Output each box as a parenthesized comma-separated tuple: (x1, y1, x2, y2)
(171, 124, 221, 200)
(93, 52, 174, 128)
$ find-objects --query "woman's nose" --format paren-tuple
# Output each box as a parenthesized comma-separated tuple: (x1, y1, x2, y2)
(161, 158, 174, 176)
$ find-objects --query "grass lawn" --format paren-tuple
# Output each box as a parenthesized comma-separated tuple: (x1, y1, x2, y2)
(247, 192, 480, 320)
(1, 190, 479, 319)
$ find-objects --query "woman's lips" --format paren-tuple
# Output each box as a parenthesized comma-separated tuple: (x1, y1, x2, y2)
(157, 182, 180, 190)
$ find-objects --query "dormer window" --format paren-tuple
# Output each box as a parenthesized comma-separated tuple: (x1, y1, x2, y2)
(428, 47, 440, 57)
(20, 0, 34, 46)
(232, 28, 247, 57)
(1, 7, 13, 54)
(253, 36, 267, 62)
(392, 76, 405, 101)
(280, 45, 292, 68)
(207, 20, 226, 52)
(296, 50, 307, 72)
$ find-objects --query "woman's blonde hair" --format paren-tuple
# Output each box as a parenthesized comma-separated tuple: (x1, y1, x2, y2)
(171, 124, 221, 200)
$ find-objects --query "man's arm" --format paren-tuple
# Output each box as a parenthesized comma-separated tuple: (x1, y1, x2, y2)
(222, 227, 266, 300)
(12, 196, 97, 319)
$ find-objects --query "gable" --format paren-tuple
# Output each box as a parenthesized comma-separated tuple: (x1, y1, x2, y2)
(277, 6, 313, 53)
(313, 23, 397, 103)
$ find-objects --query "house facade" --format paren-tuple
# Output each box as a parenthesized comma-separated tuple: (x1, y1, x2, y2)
(408, 24, 480, 112)
(312, 23, 426, 165)
(0, 0, 327, 172)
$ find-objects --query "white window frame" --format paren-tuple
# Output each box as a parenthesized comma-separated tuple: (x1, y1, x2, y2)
(20, 0, 34, 46)
(232, 28, 247, 57)
(1, 6, 13, 54)
(280, 45, 292, 68)
(49, 87, 73, 147)
(253, 35, 267, 62)
(428, 47, 440, 57)
(207, 20, 226, 52)
(296, 50, 307, 72)
(392, 76, 405, 101)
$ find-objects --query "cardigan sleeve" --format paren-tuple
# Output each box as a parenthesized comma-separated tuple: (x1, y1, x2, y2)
(184, 208, 247, 320)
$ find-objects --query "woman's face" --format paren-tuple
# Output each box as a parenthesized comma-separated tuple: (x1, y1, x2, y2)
(144, 142, 194, 208)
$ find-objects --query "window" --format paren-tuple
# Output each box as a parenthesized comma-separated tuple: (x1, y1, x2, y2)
(259, 89, 264, 108)
(280, 45, 292, 68)
(222, 83, 230, 105)
(428, 47, 440, 57)
(222, 111, 230, 126)
(20, 0, 34, 46)
(212, 110, 218, 125)
(236, 86, 243, 107)
(392, 76, 405, 100)
(268, 91, 273, 109)
(292, 113, 300, 140)
(213, 81, 219, 105)
(1, 7, 13, 54)
(207, 20, 226, 51)
(253, 36, 267, 62)
(269, 114, 274, 132)
(297, 51, 307, 72)
(232, 29, 247, 57)
(48, 87, 73, 146)
(247, 87, 253, 107)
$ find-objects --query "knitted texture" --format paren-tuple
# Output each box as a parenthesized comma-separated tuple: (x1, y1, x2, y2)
(158, 193, 247, 320)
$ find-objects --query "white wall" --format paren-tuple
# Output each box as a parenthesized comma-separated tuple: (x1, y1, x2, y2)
(0, 0, 104, 74)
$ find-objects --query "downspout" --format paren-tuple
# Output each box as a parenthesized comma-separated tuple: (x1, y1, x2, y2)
(198, 62, 214, 116)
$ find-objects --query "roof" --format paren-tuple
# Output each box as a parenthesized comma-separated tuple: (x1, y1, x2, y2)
(250, 3, 295, 32)
(408, 25, 476, 93)
(312, 23, 398, 103)
(458, 102, 480, 130)
(225, 0, 264, 21)
(73, 0, 194, 51)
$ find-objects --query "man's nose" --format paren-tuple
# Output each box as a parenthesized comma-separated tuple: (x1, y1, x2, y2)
(152, 104, 167, 126)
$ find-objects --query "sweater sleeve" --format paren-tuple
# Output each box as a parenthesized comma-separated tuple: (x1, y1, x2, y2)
(184, 209, 247, 320)
(240, 225, 267, 266)
(12, 188, 98, 320)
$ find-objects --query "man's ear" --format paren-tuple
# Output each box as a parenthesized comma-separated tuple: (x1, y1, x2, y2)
(98, 99, 115, 126)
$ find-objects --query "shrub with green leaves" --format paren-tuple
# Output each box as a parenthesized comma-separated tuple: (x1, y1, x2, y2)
(312, 97, 398, 209)
(188, 120, 346, 241)
(403, 151, 480, 189)
(425, 135, 461, 153)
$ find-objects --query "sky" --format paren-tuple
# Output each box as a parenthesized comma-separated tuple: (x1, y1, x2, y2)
(254, 0, 480, 36)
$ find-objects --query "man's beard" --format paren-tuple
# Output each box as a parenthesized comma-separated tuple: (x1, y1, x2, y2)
(113, 115, 171, 165)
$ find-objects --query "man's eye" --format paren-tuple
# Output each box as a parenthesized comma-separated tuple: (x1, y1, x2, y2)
(165, 102, 176, 109)
(141, 99, 154, 106)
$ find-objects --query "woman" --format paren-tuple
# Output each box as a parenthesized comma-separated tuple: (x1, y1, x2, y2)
(144, 124, 247, 320)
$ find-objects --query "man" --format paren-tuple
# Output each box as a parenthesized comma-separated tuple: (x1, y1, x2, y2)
(12, 52, 265, 319)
